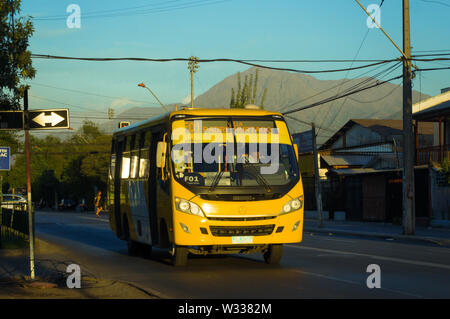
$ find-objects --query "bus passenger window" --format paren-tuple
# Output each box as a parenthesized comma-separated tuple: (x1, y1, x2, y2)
(130, 151, 139, 178)
(139, 149, 149, 178)
(130, 134, 139, 179)
(121, 156, 130, 179)
(121, 137, 131, 179)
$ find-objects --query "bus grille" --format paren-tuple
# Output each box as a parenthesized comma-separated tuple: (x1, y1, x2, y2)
(207, 216, 276, 222)
(209, 225, 275, 237)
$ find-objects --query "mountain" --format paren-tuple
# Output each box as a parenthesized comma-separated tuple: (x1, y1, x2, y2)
(111, 67, 429, 145)
(193, 67, 428, 144)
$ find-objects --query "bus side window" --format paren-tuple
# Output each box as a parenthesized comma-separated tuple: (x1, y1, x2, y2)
(130, 134, 139, 179)
(139, 131, 151, 179)
(121, 136, 131, 179)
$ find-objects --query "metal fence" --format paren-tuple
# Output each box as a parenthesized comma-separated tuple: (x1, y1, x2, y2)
(0, 203, 30, 244)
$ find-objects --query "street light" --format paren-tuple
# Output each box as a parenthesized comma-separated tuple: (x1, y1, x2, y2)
(137, 83, 169, 113)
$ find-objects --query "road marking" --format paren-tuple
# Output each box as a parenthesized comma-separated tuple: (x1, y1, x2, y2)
(79, 217, 109, 223)
(285, 244, 450, 270)
(289, 269, 423, 298)
(312, 237, 356, 244)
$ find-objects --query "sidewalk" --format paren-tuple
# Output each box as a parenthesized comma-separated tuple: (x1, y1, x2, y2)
(0, 238, 157, 299)
(304, 218, 450, 246)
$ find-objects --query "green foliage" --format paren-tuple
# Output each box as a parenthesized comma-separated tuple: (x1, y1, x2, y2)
(441, 158, 450, 185)
(1, 120, 111, 208)
(0, 0, 35, 110)
(230, 69, 267, 109)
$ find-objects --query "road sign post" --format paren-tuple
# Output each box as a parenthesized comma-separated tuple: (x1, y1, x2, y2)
(24, 90, 36, 280)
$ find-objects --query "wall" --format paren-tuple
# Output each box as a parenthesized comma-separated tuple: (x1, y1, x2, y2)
(430, 168, 450, 220)
(332, 125, 381, 149)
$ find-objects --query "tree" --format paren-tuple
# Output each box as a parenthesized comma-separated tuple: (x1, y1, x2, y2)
(0, 0, 35, 110)
(230, 68, 268, 109)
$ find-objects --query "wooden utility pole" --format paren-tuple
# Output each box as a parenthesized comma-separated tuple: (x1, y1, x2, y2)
(188, 56, 199, 108)
(355, 0, 415, 235)
(24, 89, 35, 280)
(312, 123, 323, 227)
(402, 0, 415, 235)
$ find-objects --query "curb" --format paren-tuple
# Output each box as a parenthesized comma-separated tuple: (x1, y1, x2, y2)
(304, 227, 450, 246)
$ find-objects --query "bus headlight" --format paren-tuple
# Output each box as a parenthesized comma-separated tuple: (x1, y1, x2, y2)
(175, 197, 205, 217)
(280, 197, 303, 215)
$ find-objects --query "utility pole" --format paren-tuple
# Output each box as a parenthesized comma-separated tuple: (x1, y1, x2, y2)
(402, 0, 415, 235)
(24, 89, 35, 280)
(312, 123, 323, 227)
(355, 0, 415, 235)
(188, 56, 199, 108)
(107, 108, 114, 135)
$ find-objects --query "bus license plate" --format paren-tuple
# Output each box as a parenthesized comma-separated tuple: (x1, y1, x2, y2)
(232, 236, 253, 244)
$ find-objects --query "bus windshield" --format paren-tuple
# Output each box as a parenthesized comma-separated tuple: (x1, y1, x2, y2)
(170, 118, 298, 189)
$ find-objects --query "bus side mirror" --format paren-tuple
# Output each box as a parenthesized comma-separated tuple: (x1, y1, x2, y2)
(156, 141, 167, 169)
(293, 144, 299, 161)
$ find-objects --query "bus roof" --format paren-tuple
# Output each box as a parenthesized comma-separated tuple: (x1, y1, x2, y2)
(113, 108, 284, 136)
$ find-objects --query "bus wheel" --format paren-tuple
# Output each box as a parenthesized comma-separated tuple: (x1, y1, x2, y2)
(141, 244, 153, 258)
(263, 244, 283, 265)
(124, 217, 139, 256)
(171, 244, 188, 266)
(127, 239, 140, 256)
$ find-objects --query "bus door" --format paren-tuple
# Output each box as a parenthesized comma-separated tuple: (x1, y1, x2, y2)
(148, 131, 160, 245)
(114, 138, 124, 238)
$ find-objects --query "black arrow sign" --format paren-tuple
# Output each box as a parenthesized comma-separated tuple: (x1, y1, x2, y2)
(28, 109, 69, 130)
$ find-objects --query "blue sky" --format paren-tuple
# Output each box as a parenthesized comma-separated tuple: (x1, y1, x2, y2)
(19, 0, 450, 128)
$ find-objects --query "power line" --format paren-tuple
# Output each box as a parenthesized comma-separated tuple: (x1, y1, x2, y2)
(418, 0, 450, 8)
(346, 81, 401, 103)
(284, 62, 402, 117)
(415, 66, 450, 72)
(31, 54, 399, 74)
(317, 27, 371, 136)
(28, 82, 156, 105)
(282, 74, 403, 116)
(278, 60, 401, 113)
(33, 0, 231, 21)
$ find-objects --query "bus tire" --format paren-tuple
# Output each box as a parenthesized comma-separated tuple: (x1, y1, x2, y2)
(141, 244, 153, 258)
(263, 244, 283, 265)
(171, 244, 188, 266)
(123, 216, 139, 256)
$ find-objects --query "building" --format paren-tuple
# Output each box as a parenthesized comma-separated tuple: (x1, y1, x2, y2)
(413, 88, 450, 225)
(413, 88, 450, 165)
(296, 119, 435, 223)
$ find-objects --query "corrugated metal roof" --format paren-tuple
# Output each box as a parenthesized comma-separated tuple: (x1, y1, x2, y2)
(321, 154, 372, 167)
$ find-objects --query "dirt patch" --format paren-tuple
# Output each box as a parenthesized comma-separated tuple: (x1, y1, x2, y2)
(0, 276, 155, 299)
(0, 241, 158, 299)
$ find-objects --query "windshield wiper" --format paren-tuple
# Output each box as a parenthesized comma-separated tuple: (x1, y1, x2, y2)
(242, 157, 272, 193)
(208, 170, 224, 192)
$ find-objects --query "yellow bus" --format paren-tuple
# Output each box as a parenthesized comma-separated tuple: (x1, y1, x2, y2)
(107, 107, 304, 266)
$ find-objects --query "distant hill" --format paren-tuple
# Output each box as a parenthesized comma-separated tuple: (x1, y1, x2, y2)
(110, 67, 429, 145)
(194, 67, 428, 144)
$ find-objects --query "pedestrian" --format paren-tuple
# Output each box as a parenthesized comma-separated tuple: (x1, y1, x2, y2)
(94, 191, 103, 217)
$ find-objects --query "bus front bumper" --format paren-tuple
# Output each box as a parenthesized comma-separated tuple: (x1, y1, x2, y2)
(173, 210, 303, 246)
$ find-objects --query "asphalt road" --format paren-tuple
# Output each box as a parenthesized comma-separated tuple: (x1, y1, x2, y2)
(34, 210, 450, 298)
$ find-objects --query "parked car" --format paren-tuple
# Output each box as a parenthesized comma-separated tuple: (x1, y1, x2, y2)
(1, 194, 28, 211)
(58, 199, 77, 211)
